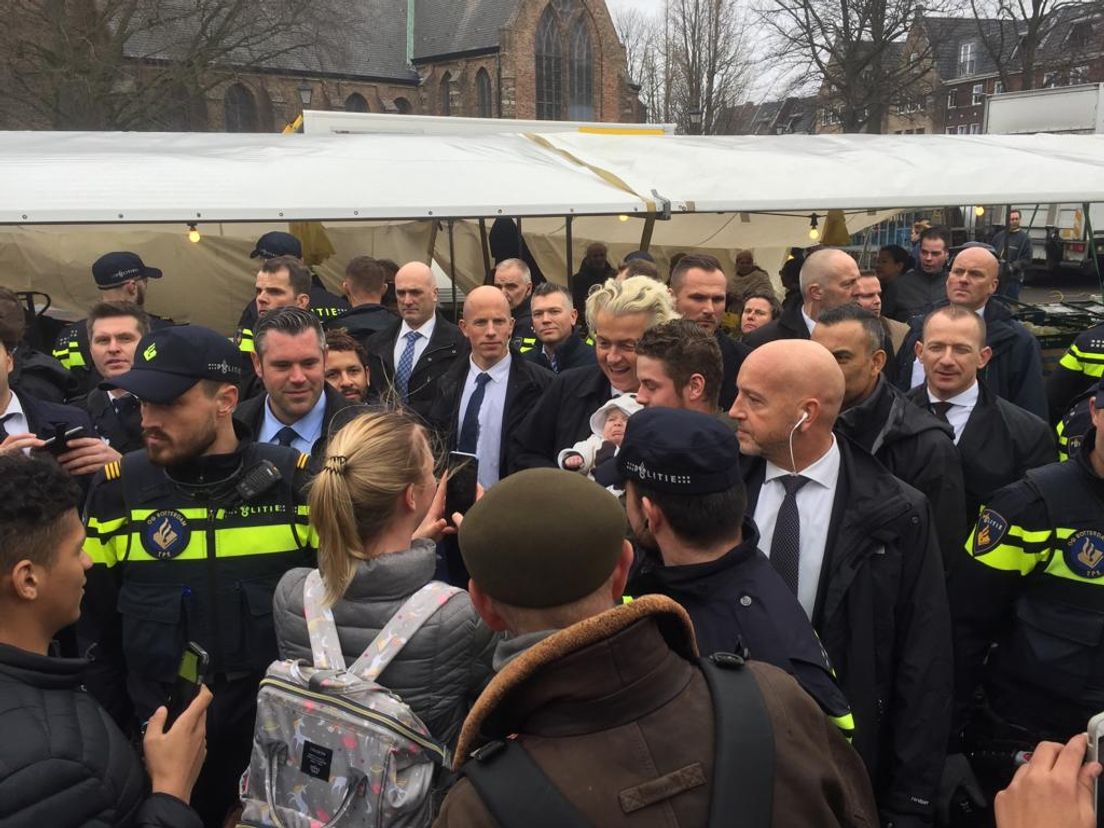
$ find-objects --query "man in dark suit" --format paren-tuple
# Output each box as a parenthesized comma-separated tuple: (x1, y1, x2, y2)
(730, 338, 951, 827)
(668, 253, 750, 409)
(523, 282, 596, 374)
(908, 304, 1056, 532)
(233, 307, 353, 469)
(744, 249, 860, 349)
(363, 262, 468, 423)
(71, 301, 148, 455)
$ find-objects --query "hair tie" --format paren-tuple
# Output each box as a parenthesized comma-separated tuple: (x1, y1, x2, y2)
(323, 455, 348, 474)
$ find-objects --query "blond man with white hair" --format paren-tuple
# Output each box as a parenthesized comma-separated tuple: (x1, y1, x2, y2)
(511, 275, 678, 471)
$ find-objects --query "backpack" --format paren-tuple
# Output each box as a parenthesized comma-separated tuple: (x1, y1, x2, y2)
(459, 652, 775, 828)
(238, 572, 461, 828)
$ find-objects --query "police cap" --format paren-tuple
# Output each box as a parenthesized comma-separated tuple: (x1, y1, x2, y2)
(250, 231, 302, 260)
(616, 407, 741, 495)
(101, 325, 242, 404)
(93, 252, 163, 289)
(458, 468, 626, 609)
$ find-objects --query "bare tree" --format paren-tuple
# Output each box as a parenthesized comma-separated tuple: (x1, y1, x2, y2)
(0, 0, 355, 131)
(612, 5, 669, 122)
(756, 0, 956, 132)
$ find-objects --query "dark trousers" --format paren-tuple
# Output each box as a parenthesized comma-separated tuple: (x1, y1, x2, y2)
(191, 672, 263, 828)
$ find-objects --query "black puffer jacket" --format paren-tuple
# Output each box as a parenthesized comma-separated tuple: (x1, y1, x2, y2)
(0, 643, 200, 828)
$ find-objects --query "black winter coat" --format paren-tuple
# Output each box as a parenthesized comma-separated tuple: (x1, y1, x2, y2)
(508, 364, 613, 472)
(744, 437, 952, 825)
(0, 643, 200, 828)
(10, 346, 77, 403)
(325, 303, 394, 346)
(838, 377, 968, 570)
(742, 297, 810, 348)
(716, 332, 751, 410)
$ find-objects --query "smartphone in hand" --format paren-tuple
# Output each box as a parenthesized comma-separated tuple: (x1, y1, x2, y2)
(165, 642, 209, 729)
(445, 451, 479, 525)
(38, 425, 87, 456)
(1088, 711, 1104, 824)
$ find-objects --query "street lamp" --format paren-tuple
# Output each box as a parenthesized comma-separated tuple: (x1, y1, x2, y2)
(688, 108, 703, 135)
(298, 81, 313, 109)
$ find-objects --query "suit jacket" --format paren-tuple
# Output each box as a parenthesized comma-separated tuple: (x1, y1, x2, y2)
(743, 297, 810, 348)
(363, 312, 469, 423)
(522, 332, 596, 373)
(74, 390, 144, 455)
(233, 383, 354, 470)
(19, 392, 97, 487)
(907, 382, 1057, 526)
(428, 352, 554, 478)
(509, 364, 613, 472)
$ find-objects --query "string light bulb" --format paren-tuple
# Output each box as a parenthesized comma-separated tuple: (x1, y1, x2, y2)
(808, 213, 821, 241)
(618, 214, 630, 222)
(187, 223, 201, 243)
(974, 205, 985, 217)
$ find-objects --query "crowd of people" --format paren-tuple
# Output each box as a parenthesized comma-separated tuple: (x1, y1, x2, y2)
(0, 225, 1102, 828)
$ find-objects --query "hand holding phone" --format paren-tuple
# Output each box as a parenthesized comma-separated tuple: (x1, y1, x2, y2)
(165, 642, 209, 728)
(37, 425, 87, 457)
(445, 452, 479, 526)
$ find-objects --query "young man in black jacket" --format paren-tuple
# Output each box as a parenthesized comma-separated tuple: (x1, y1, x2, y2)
(0, 453, 209, 828)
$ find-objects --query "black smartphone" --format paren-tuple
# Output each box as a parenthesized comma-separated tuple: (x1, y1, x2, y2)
(165, 642, 209, 728)
(445, 451, 479, 525)
(38, 425, 87, 456)
(1088, 711, 1104, 824)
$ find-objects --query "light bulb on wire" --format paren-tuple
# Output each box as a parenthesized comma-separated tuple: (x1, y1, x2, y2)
(187, 223, 201, 243)
(808, 213, 821, 242)
(974, 206, 985, 217)
(618, 214, 630, 222)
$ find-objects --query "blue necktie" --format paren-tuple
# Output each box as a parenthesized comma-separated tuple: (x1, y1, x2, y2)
(548, 348, 559, 373)
(458, 373, 491, 454)
(770, 475, 810, 596)
(395, 331, 421, 401)
(275, 426, 299, 447)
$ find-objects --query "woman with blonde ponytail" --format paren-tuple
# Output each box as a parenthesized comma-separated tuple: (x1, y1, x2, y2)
(273, 410, 494, 749)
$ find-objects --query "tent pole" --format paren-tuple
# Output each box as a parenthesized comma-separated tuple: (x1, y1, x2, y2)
(478, 218, 492, 280)
(516, 217, 523, 258)
(448, 219, 458, 321)
(425, 220, 439, 265)
(1084, 202, 1103, 300)
(565, 215, 574, 285)
(640, 214, 656, 253)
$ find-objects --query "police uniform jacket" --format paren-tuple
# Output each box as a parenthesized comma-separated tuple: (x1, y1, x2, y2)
(839, 376, 967, 571)
(362, 312, 468, 423)
(10, 345, 77, 404)
(951, 429, 1104, 740)
(508, 364, 613, 473)
(1058, 389, 1093, 461)
(78, 436, 315, 724)
(509, 296, 537, 354)
(626, 521, 854, 734)
(521, 332, 596, 373)
(74, 389, 144, 455)
(235, 277, 350, 354)
(427, 351, 553, 476)
(743, 437, 952, 824)
(52, 316, 173, 397)
(907, 381, 1056, 527)
(1047, 322, 1104, 426)
(742, 297, 810, 349)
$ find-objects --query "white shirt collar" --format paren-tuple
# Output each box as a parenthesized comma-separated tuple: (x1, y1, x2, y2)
(2, 390, 25, 421)
(399, 314, 436, 342)
(927, 380, 979, 408)
(763, 434, 840, 489)
(469, 352, 512, 382)
(801, 305, 817, 334)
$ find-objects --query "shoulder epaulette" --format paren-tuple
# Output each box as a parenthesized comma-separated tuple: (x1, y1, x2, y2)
(103, 460, 122, 481)
(296, 452, 310, 470)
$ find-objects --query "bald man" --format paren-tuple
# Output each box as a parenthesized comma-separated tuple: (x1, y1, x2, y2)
(363, 261, 468, 421)
(730, 339, 951, 827)
(893, 245, 1047, 418)
(744, 248, 860, 348)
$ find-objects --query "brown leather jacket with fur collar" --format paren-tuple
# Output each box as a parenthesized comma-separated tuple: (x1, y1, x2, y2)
(435, 595, 877, 828)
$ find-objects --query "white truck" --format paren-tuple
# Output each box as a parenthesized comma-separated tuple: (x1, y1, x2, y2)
(983, 84, 1104, 276)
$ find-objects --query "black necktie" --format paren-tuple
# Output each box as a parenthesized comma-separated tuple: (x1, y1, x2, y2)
(929, 401, 953, 423)
(458, 373, 491, 454)
(0, 412, 14, 441)
(275, 426, 299, 447)
(770, 475, 810, 596)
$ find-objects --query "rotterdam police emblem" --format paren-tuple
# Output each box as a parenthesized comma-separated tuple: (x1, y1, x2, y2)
(142, 510, 190, 560)
(1065, 530, 1104, 579)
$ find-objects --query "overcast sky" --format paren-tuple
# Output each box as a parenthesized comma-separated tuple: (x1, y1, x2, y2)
(606, 0, 666, 17)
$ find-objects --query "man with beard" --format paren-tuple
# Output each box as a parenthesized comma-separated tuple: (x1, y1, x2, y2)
(79, 325, 315, 828)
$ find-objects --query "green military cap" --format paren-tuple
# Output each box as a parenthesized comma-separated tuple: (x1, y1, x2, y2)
(458, 468, 627, 609)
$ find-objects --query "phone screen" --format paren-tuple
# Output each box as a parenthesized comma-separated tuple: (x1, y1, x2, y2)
(165, 644, 207, 728)
(445, 452, 479, 524)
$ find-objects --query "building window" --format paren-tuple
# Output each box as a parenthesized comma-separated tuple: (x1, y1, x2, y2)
(971, 83, 984, 105)
(569, 20, 594, 120)
(993, 79, 1005, 94)
(344, 93, 369, 112)
(394, 97, 412, 114)
(475, 69, 493, 118)
(536, 7, 564, 120)
(957, 124, 969, 134)
(959, 41, 976, 75)
(916, 127, 925, 134)
(1067, 20, 1094, 47)
(946, 126, 956, 134)
(1071, 65, 1090, 84)
(1043, 71, 1059, 88)
(440, 72, 453, 115)
(947, 89, 958, 109)
(969, 122, 981, 134)
(224, 83, 258, 132)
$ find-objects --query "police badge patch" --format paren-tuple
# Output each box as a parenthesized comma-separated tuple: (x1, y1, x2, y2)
(972, 509, 1008, 556)
(142, 510, 190, 560)
(1064, 530, 1104, 579)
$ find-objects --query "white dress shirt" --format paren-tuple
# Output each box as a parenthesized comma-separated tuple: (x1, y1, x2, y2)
(392, 315, 437, 373)
(258, 392, 327, 456)
(457, 353, 512, 489)
(754, 436, 842, 619)
(801, 306, 817, 335)
(926, 381, 979, 444)
(910, 304, 987, 388)
(1, 391, 30, 454)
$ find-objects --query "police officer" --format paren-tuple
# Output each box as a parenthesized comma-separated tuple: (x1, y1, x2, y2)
(492, 258, 537, 353)
(1046, 320, 1103, 428)
(234, 231, 348, 354)
(52, 252, 174, 396)
(944, 378, 1104, 822)
(79, 325, 316, 828)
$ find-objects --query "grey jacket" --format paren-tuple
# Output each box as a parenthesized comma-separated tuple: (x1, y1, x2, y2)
(273, 539, 496, 749)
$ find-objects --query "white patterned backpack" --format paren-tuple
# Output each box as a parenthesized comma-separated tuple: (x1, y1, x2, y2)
(238, 572, 460, 828)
